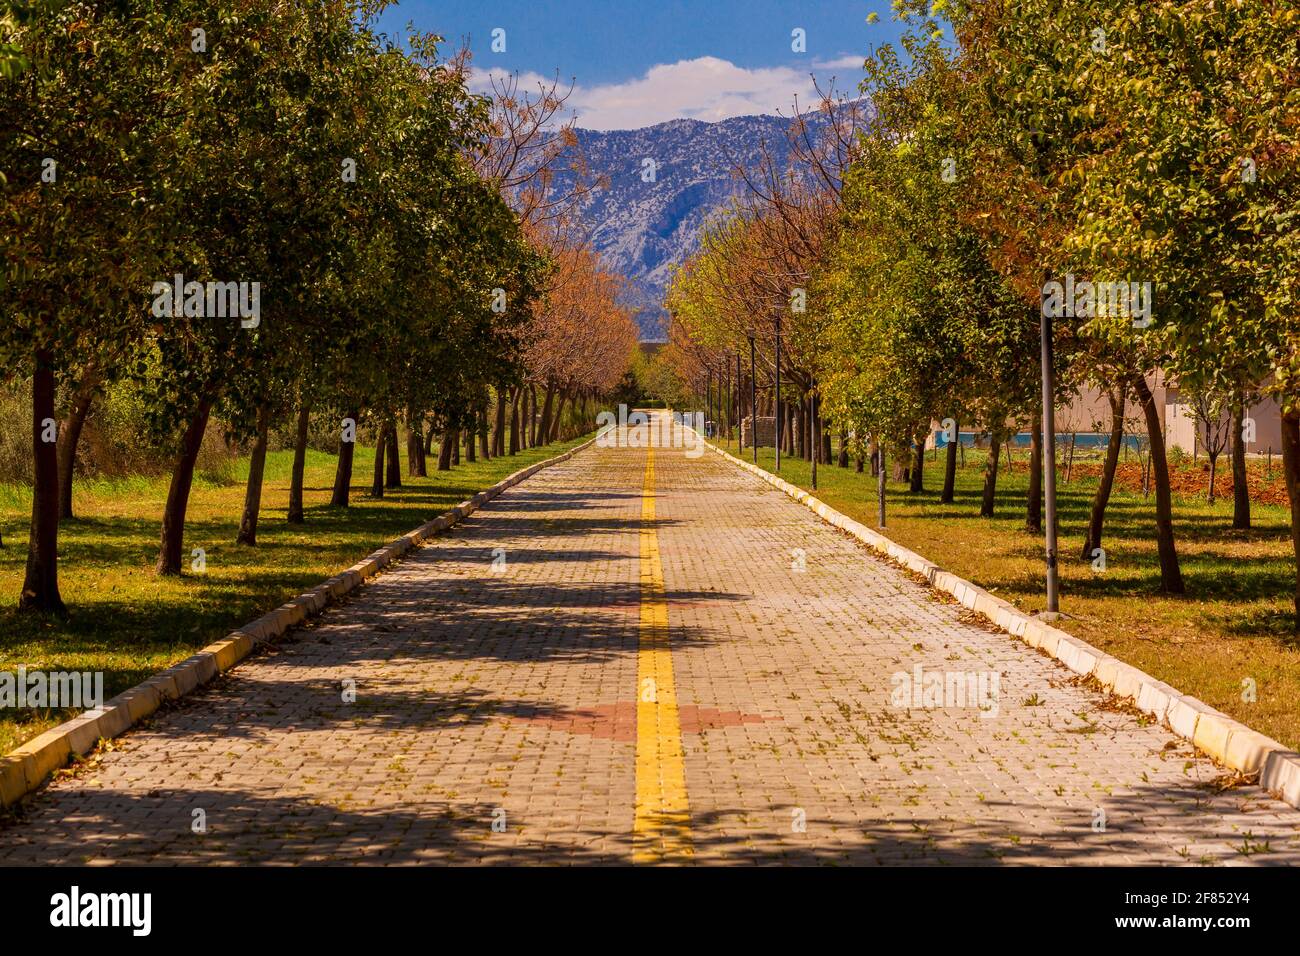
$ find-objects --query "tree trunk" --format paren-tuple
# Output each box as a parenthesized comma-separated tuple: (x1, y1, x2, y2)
(519, 388, 528, 449)
(493, 387, 507, 456)
(407, 416, 426, 478)
(156, 399, 213, 575)
(465, 410, 477, 462)
(1231, 400, 1250, 529)
(909, 428, 925, 492)
(288, 403, 310, 524)
(981, 433, 1002, 518)
(1280, 410, 1300, 627)
(838, 428, 849, 468)
(480, 410, 492, 459)
(371, 420, 387, 497)
(509, 388, 521, 455)
(528, 385, 539, 447)
(438, 429, 454, 470)
(19, 349, 65, 614)
(941, 422, 958, 504)
(385, 423, 401, 487)
(1133, 374, 1185, 593)
(57, 372, 97, 522)
(1082, 389, 1124, 560)
(406, 424, 419, 478)
(877, 444, 887, 528)
(550, 393, 568, 443)
(1207, 453, 1219, 504)
(795, 400, 805, 458)
(1026, 414, 1043, 532)
(538, 383, 555, 445)
(236, 404, 271, 546)
(330, 408, 359, 507)
(821, 415, 833, 464)
(802, 400, 812, 459)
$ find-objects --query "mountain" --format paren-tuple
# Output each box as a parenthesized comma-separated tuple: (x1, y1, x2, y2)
(551, 114, 801, 341)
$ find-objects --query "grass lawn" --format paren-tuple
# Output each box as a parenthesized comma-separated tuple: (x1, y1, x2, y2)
(714, 437, 1300, 750)
(0, 434, 590, 754)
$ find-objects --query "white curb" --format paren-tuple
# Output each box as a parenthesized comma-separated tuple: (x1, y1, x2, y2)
(704, 438, 1300, 810)
(0, 435, 597, 808)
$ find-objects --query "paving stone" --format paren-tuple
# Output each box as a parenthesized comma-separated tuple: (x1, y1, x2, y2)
(0, 414, 1297, 865)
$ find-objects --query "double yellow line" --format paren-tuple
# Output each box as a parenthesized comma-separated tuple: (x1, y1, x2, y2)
(633, 441, 692, 863)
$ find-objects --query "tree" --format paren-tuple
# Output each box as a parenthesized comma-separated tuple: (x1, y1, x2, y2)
(2, 1, 179, 610)
(1188, 388, 1231, 504)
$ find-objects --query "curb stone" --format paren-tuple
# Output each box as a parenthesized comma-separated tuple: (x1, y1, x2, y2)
(0, 435, 597, 809)
(702, 438, 1300, 811)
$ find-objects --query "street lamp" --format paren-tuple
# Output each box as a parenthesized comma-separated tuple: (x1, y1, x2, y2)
(705, 364, 712, 439)
(757, 271, 806, 470)
(747, 327, 757, 465)
(810, 379, 818, 490)
(774, 309, 783, 472)
(877, 437, 886, 528)
(1040, 288, 1060, 616)
(736, 350, 743, 453)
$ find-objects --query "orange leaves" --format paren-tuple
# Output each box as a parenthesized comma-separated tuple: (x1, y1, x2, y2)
(526, 241, 637, 394)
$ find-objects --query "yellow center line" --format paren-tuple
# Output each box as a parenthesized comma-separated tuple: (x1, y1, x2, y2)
(633, 438, 692, 863)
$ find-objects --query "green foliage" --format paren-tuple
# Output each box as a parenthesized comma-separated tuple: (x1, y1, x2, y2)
(0, 1, 564, 609)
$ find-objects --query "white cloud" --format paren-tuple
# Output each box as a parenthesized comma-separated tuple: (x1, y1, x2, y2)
(472, 57, 860, 131)
(813, 54, 867, 71)
(467, 68, 556, 97)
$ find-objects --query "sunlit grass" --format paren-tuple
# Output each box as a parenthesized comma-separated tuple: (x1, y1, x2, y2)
(0, 435, 590, 753)
(715, 437, 1300, 749)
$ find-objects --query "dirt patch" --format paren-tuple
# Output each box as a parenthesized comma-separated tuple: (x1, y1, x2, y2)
(1071, 459, 1292, 507)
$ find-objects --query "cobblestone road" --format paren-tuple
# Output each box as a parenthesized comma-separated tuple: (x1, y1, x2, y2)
(2, 415, 1298, 865)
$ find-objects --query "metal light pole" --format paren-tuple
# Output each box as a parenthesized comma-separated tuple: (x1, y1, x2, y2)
(1040, 293, 1060, 615)
(726, 358, 732, 440)
(775, 311, 783, 472)
(747, 327, 757, 464)
(756, 270, 806, 469)
(736, 350, 743, 453)
(877, 440, 886, 528)
(810, 381, 818, 490)
(706, 365, 712, 439)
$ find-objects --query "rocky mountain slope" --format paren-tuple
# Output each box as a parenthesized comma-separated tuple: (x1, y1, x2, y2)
(551, 114, 799, 340)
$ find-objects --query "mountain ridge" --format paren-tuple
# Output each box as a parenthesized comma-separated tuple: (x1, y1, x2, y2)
(549, 112, 801, 340)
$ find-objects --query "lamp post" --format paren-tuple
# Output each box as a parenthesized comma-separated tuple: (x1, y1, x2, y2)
(775, 310, 783, 472)
(725, 357, 732, 440)
(706, 364, 712, 439)
(757, 271, 806, 469)
(1040, 289, 1060, 615)
(810, 380, 818, 490)
(747, 327, 757, 464)
(877, 438, 886, 528)
(736, 350, 743, 453)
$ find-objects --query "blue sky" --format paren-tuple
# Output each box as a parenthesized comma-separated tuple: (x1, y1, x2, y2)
(371, 1, 910, 129)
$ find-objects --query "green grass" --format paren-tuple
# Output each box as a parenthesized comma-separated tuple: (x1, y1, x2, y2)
(716, 437, 1300, 750)
(0, 435, 590, 754)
